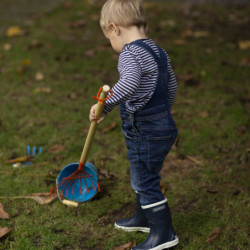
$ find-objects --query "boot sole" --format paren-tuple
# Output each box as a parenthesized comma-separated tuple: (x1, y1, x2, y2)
(114, 223, 150, 233)
(149, 236, 179, 250)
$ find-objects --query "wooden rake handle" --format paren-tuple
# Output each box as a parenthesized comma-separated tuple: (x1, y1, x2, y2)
(79, 85, 110, 169)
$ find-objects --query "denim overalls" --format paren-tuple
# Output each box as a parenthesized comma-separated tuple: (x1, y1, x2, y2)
(120, 40, 177, 206)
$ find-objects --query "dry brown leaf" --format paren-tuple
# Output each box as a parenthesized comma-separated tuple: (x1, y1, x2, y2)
(160, 182, 166, 195)
(102, 122, 117, 133)
(0, 203, 9, 219)
(206, 227, 222, 244)
(0, 193, 57, 205)
(30, 40, 43, 48)
(180, 99, 196, 105)
(35, 71, 44, 81)
(173, 39, 186, 45)
(186, 155, 205, 167)
(63, 0, 73, 9)
(68, 93, 77, 100)
(23, 193, 57, 205)
(181, 28, 192, 38)
(0, 226, 12, 238)
(193, 31, 209, 38)
(239, 40, 250, 50)
(48, 144, 65, 154)
(84, 49, 95, 58)
(159, 19, 176, 28)
(3, 43, 12, 51)
(177, 74, 200, 86)
(99, 168, 115, 180)
(198, 111, 209, 118)
(114, 239, 136, 250)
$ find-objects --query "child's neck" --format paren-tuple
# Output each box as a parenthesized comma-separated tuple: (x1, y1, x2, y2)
(120, 25, 148, 45)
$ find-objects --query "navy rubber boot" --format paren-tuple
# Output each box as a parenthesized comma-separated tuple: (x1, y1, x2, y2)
(115, 193, 150, 233)
(132, 199, 179, 250)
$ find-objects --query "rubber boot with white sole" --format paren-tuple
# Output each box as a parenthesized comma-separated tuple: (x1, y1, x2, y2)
(132, 198, 179, 250)
(115, 193, 150, 233)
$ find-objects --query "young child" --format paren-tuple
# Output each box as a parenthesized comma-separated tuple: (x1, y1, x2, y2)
(90, 0, 179, 249)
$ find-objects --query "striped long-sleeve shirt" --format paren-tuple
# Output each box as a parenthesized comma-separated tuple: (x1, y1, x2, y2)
(104, 39, 177, 114)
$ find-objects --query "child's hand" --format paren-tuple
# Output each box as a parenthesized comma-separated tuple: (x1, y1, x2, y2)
(89, 104, 105, 124)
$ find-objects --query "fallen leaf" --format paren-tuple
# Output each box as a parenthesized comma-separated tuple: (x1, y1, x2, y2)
(193, 31, 209, 38)
(237, 125, 247, 135)
(239, 40, 250, 50)
(186, 155, 205, 167)
(177, 74, 200, 86)
(114, 239, 136, 250)
(180, 99, 195, 105)
(70, 19, 86, 28)
(160, 182, 166, 195)
(0, 226, 12, 238)
(0, 203, 9, 219)
(35, 71, 44, 81)
(68, 93, 77, 100)
(98, 168, 115, 180)
(181, 28, 192, 38)
(198, 111, 209, 118)
(63, 0, 73, 8)
(0, 193, 57, 205)
(206, 227, 222, 244)
(46, 170, 60, 178)
(33, 87, 52, 94)
(84, 49, 95, 58)
(30, 40, 43, 48)
(6, 26, 23, 37)
(16, 59, 31, 75)
(159, 19, 176, 28)
(24, 193, 57, 205)
(22, 59, 31, 66)
(102, 122, 117, 133)
(91, 14, 99, 21)
(173, 39, 186, 45)
(48, 144, 65, 154)
(3, 43, 12, 51)
(240, 57, 250, 67)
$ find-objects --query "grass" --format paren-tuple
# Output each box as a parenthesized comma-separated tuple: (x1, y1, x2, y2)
(0, 0, 249, 249)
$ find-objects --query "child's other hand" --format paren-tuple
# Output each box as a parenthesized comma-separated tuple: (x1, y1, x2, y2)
(89, 104, 105, 124)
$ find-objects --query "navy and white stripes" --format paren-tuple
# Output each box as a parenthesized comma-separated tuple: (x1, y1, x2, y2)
(104, 39, 177, 114)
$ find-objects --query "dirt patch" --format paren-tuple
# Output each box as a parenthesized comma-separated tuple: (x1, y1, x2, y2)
(162, 153, 203, 178)
(98, 202, 136, 227)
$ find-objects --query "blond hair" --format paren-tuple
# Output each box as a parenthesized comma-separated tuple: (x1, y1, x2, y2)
(100, 0, 147, 31)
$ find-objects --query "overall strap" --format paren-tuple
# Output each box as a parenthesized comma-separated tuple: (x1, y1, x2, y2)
(129, 39, 170, 115)
(129, 40, 168, 72)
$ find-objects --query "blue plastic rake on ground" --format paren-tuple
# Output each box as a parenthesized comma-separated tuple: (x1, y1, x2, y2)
(50, 85, 112, 204)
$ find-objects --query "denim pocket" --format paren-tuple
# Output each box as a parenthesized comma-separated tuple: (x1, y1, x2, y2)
(147, 135, 174, 173)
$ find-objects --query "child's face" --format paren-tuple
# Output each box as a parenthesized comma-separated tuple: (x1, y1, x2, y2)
(103, 25, 124, 53)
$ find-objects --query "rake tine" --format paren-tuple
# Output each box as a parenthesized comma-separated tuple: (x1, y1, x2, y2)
(83, 175, 89, 193)
(97, 182, 101, 192)
(72, 175, 77, 195)
(80, 175, 82, 195)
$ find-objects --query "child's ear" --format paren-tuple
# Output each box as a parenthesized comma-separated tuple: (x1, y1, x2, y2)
(109, 23, 120, 35)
